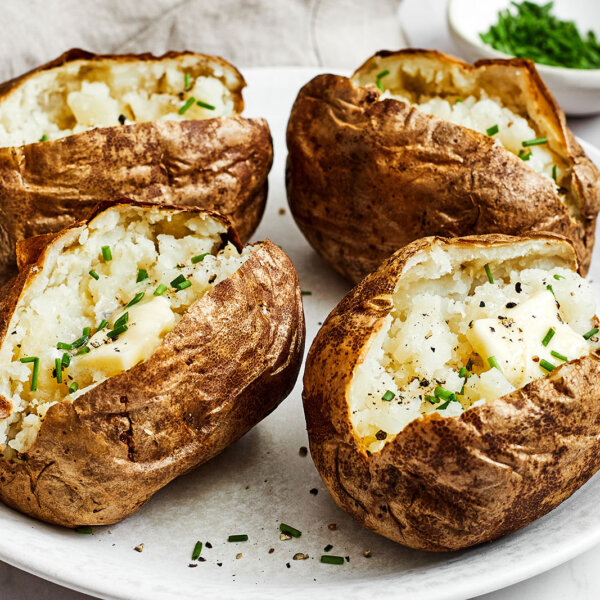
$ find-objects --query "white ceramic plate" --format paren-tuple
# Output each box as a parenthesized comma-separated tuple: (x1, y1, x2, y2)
(2, 67, 600, 600)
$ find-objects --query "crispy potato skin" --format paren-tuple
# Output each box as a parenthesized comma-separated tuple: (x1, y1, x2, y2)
(0, 204, 305, 527)
(0, 49, 273, 284)
(303, 233, 600, 551)
(286, 50, 600, 283)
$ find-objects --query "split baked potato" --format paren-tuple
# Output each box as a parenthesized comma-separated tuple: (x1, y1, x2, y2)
(0, 200, 304, 527)
(303, 233, 600, 551)
(0, 49, 273, 284)
(287, 49, 600, 283)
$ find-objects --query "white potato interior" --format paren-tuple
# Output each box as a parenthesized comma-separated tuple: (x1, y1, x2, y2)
(0, 56, 239, 147)
(349, 240, 599, 454)
(0, 206, 254, 457)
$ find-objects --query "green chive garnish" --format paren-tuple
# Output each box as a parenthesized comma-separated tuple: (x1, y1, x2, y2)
(546, 284, 555, 297)
(434, 386, 458, 402)
(153, 283, 167, 296)
(425, 395, 437, 404)
(72, 329, 90, 348)
(191, 541, 203, 560)
(107, 325, 128, 339)
(114, 313, 129, 329)
(540, 359, 556, 372)
(39, 134, 48, 142)
(381, 390, 395, 402)
(20, 357, 39, 391)
(321, 555, 344, 565)
(542, 328, 555, 347)
(488, 356, 502, 371)
(583, 327, 599, 340)
(57, 342, 73, 350)
(179, 97, 196, 115)
(101, 246, 112, 261)
(518, 149, 532, 161)
(55, 358, 62, 383)
(61, 352, 71, 368)
(69, 382, 79, 394)
(175, 280, 192, 291)
(184, 72, 191, 90)
(551, 350, 568, 362)
(97, 319, 108, 332)
(191, 253, 210, 264)
(301, 291, 312, 296)
(455, 98, 463, 103)
(170, 274, 186, 288)
(437, 400, 451, 410)
(484, 263, 494, 284)
(136, 268, 148, 282)
(197, 100, 216, 110)
(75, 526, 92, 534)
(486, 124, 499, 136)
(459, 366, 471, 379)
(280, 523, 302, 538)
(552, 164, 557, 181)
(89, 270, 99, 280)
(324, 544, 333, 552)
(228, 534, 248, 542)
(375, 69, 390, 91)
(522, 137, 547, 147)
(76, 346, 90, 356)
(126, 292, 145, 308)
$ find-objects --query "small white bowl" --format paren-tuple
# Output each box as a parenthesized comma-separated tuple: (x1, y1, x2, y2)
(447, 0, 600, 116)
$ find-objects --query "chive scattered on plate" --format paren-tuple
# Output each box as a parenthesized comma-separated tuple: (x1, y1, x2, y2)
(75, 526, 92, 534)
(280, 523, 302, 538)
(191, 541, 203, 560)
(228, 534, 248, 542)
(301, 291, 312, 296)
(321, 555, 344, 565)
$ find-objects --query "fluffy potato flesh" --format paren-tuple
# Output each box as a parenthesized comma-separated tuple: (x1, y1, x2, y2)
(0, 55, 240, 147)
(350, 240, 599, 454)
(0, 205, 253, 458)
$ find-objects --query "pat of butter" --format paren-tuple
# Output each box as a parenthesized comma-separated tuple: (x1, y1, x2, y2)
(466, 290, 588, 388)
(78, 297, 176, 376)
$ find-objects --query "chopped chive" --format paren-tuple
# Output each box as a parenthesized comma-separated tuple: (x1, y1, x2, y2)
(434, 386, 458, 402)
(20, 357, 39, 391)
(280, 523, 302, 538)
(75, 526, 92, 534)
(89, 270, 99, 280)
(540, 359, 556, 372)
(522, 137, 547, 147)
(39, 134, 48, 142)
(61, 352, 71, 368)
(126, 292, 145, 308)
(136, 268, 149, 282)
(184, 72, 191, 90)
(488, 356, 502, 372)
(57, 342, 73, 350)
(101, 246, 112, 261)
(518, 149, 532, 161)
(106, 325, 128, 339)
(83, 327, 91, 337)
(178, 97, 196, 115)
(324, 544, 333, 552)
(551, 350, 568, 362)
(552, 164, 557, 181)
(553, 274, 565, 280)
(72, 330, 90, 348)
(375, 69, 390, 91)
(381, 390, 395, 402)
(191, 541, 203, 560)
(542, 328, 555, 347)
(170, 274, 186, 288)
(486, 124, 499, 136)
(197, 100, 216, 110)
(301, 291, 312, 296)
(76, 346, 90, 356)
(455, 98, 463, 103)
(228, 534, 248, 542)
(484, 263, 494, 284)
(583, 327, 599, 340)
(175, 280, 192, 291)
(153, 283, 167, 296)
(459, 367, 466, 378)
(425, 395, 437, 404)
(69, 382, 79, 394)
(55, 358, 62, 383)
(321, 555, 344, 565)
(546, 284, 555, 297)
(191, 253, 210, 264)
(113, 312, 129, 329)
(97, 319, 108, 332)
(437, 400, 451, 410)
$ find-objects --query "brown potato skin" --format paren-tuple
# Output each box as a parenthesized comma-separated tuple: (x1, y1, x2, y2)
(0, 49, 273, 284)
(303, 233, 600, 551)
(0, 202, 305, 527)
(286, 50, 600, 283)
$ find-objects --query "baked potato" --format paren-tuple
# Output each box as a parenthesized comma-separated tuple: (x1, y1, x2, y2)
(303, 232, 600, 551)
(0, 200, 304, 527)
(286, 49, 600, 283)
(0, 49, 273, 284)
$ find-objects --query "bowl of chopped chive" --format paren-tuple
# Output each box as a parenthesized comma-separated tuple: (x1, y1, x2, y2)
(448, 0, 600, 114)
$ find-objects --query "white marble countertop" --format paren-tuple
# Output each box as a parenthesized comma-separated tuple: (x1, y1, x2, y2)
(2, 0, 600, 598)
